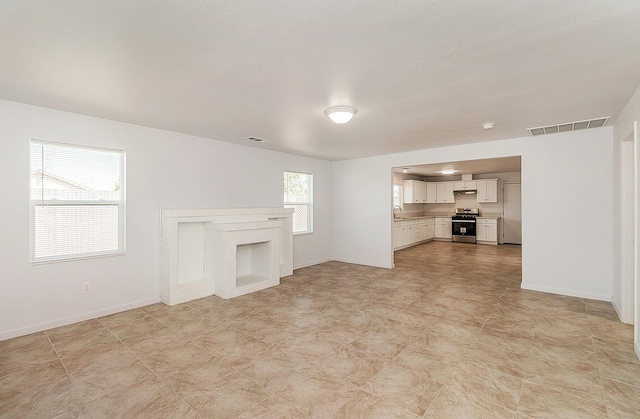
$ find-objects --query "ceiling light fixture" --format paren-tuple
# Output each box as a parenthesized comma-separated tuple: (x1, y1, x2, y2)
(325, 106, 357, 124)
(441, 169, 455, 175)
(482, 122, 495, 130)
(402, 168, 409, 173)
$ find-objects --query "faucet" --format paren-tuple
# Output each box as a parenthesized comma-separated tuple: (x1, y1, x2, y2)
(393, 205, 402, 218)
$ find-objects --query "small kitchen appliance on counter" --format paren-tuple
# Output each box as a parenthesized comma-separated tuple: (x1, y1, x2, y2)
(451, 208, 479, 243)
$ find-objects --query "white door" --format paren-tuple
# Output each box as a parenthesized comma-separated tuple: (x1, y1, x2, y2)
(503, 183, 522, 244)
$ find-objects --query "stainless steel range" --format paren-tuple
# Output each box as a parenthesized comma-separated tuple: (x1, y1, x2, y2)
(451, 208, 479, 243)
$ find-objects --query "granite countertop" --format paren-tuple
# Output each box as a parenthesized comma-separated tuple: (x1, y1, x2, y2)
(477, 215, 501, 219)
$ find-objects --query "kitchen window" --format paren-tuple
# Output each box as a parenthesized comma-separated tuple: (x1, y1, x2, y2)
(30, 140, 125, 263)
(393, 183, 403, 208)
(284, 171, 312, 234)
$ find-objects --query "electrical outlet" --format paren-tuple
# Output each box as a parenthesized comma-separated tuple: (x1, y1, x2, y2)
(82, 282, 91, 293)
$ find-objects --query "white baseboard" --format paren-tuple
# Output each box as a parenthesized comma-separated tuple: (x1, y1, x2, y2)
(331, 257, 393, 270)
(0, 297, 161, 342)
(612, 299, 624, 321)
(293, 257, 332, 270)
(520, 282, 611, 302)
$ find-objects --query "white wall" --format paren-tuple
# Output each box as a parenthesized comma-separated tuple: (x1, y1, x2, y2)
(333, 128, 614, 300)
(0, 99, 333, 340)
(614, 83, 640, 356)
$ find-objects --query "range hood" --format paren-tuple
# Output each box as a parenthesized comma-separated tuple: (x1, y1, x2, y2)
(454, 190, 477, 195)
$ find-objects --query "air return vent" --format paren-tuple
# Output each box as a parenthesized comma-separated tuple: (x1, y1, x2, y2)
(527, 117, 610, 136)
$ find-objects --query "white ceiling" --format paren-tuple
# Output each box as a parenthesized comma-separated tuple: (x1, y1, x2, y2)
(393, 156, 522, 177)
(1, 1, 639, 161)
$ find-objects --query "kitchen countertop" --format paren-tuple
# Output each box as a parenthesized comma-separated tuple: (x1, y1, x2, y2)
(476, 216, 501, 219)
(394, 215, 452, 221)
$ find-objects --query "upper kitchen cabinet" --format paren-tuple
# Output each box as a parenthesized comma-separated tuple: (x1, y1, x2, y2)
(476, 179, 498, 203)
(436, 182, 454, 203)
(403, 180, 427, 203)
(453, 181, 477, 191)
(426, 182, 454, 204)
(426, 183, 437, 203)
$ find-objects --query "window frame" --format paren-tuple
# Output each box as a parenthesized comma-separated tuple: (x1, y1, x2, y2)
(283, 170, 313, 235)
(29, 139, 126, 264)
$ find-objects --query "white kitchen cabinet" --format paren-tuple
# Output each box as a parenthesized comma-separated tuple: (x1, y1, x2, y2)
(393, 225, 405, 249)
(426, 183, 437, 203)
(403, 180, 427, 203)
(476, 218, 498, 244)
(424, 219, 435, 239)
(434, 217, 452, 239)
(476, 179, 498, 203)
(453, 181, 477, 191)
(394, 219, 435, 250)
(435, 182, 454, 203)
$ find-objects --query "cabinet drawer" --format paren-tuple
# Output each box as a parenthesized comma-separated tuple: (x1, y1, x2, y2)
(476, 218, 497, 225)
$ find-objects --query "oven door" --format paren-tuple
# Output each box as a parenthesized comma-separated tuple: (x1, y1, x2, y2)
(452, 220, 476, 237)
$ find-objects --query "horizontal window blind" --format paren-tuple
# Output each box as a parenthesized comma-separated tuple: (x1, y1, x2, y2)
(284, 171, 312, 234)
(30, 140, 125, 263)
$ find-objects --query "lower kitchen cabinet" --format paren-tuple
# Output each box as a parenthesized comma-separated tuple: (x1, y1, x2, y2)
(476, 218, 499, 245)
(394, 218, 435, 250)
(434, 217, 452, 239)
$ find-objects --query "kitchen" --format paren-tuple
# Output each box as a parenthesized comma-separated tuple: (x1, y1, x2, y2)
(392, 156, 521, 251)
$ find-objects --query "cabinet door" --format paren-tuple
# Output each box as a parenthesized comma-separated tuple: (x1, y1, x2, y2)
(476, 224, 487, 241)
(425, 222, 435, 239)
(484, 180, 498, 202)
(443, 220, 452, 239)
(476, 180, 498, 202)
(394, 227, 403, 249)
(453, 181, 464, 191)
(404, 226, 414, 245)
(441, 182, 454, 203)
(486, 222, 498, 242)
(418, 181, 427, 203)
(434, 221, 443, 238)
(403, 180, 420, 203)
(426, 183, 437, 203)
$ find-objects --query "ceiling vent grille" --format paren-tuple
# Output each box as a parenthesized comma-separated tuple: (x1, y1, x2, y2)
(526, 117, 610, 136)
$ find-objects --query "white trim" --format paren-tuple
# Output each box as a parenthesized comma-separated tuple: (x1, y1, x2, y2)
(0, 297, 161, 342)
(293, 257, 332, 270)
(521, 282, 611, 302)
(331, 257, 393, 270)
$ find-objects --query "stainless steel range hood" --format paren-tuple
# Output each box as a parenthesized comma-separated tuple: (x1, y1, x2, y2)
(454, 190, 477, 195)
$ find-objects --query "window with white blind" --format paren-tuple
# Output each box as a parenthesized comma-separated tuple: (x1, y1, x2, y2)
(284, 171, 312, 234)
(30, 140, 125, 263)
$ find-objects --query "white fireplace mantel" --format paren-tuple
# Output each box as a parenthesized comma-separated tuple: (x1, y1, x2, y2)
(160, 207, 294, 305)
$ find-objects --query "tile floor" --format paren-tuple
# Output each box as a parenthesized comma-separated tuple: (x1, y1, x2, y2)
(1, 241, 638, 418)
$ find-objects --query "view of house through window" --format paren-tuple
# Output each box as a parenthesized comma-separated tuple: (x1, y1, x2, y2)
(284, 171, 312, 234)
(30, 140, 125, 262)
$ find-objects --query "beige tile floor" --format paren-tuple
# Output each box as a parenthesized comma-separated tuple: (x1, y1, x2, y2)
(1, 241, 638, 418)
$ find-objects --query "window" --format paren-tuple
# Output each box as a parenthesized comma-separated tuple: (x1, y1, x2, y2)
(393, 183, 403, 208)
(284, 171, 312, 234)
(30, 140, 125, 263)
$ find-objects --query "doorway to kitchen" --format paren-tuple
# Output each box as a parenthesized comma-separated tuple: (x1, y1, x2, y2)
(503, 183, 522, 244)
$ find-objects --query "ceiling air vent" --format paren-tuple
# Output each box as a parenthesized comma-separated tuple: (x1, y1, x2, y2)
(527, 117, 610, 136)
(244, 136, 271, 143)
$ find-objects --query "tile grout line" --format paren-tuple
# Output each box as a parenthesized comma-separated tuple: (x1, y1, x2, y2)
(43, 330, 89, 412)
(96, 317, 202, 416)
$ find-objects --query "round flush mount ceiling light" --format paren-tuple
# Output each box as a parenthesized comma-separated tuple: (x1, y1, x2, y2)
(441, 169, 456, 175)
(325, 106, 357, 124)
(482, 122, 495, 130)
